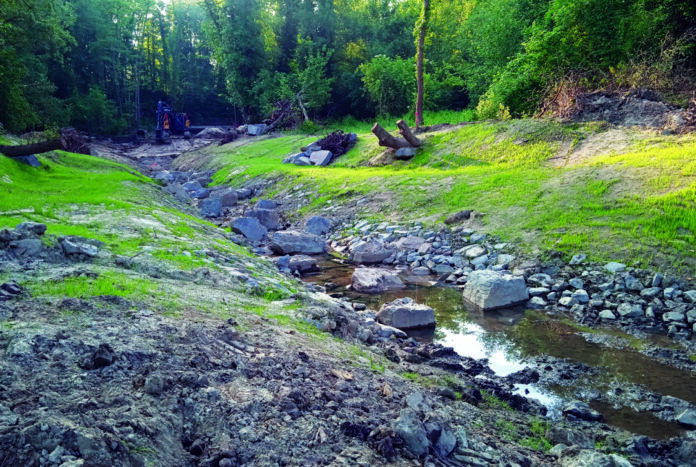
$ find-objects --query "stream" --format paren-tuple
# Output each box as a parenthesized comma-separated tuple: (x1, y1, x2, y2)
(304, 258, 696, 441)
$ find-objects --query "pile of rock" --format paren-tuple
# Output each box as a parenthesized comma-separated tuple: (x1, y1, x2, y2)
(156, 169, 250, 218)
(330, 218, 696, 339)
(282, 132, 358, 167)
(0, 222, 102, 262)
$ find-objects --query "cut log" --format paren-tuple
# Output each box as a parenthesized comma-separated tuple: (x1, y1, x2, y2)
(0, 128, 90, 159)
(396, 120, 422, 147)
(0, 140, 63, 158)
(371, 123, 411, 149)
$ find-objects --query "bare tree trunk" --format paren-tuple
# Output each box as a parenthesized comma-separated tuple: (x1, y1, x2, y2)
(396, 120, 422, 147)
(296, 91, 310, 122)
(415, 0, 430, 128)
(371, 123, 411, 149)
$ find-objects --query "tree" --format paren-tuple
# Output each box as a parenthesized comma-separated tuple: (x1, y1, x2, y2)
(415, 0, 431, 127)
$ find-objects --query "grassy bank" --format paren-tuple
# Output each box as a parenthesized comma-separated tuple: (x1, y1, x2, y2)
(197, 119, 696, 272)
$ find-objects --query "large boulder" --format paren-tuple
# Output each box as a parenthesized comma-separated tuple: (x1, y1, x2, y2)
(377, 297, 435, 330)
(288, 255, 320, 274)
(14, 222, 47, 238)
(351, 267, 405, 294)
(559, 448, 632, 467)
(255, 199, 278, 210)
(247, 208, 283, 230)
(230, 217, 268, 243)
(220, 191, 238, 207)
(393, 410, 429, 457)
(349, 241, 394, 264)
(247, 124, 268, 136)
(199, 198, 222, 218)
(462, 270, 529, 311)
(309, 150, 333, 166)
(270, 230, 327, 255)
(304, 216, 331, 236)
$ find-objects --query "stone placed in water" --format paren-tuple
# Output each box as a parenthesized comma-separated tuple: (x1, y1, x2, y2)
(377, 297, 436, 330)
(462, 270, 529, 311)
(351, 267, 405, 294)
(562, 401, 604, 422)
(676, 409, 696, 429)
(288, 255, 319, 275)
(349, 240, 394, 264)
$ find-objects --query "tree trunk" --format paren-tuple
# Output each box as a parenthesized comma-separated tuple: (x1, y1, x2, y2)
(0, 129, 90, 158)
(371, 123, 411, 149)
(415, 0, 430, 128)
(0, 140, 64, 158)
(396, 120, 422, 147)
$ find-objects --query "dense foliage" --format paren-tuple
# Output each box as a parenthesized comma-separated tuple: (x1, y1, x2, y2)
(1, 0, 694, 134)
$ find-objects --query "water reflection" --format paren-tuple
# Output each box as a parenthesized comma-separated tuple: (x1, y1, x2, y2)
(304, 259, 693, 439)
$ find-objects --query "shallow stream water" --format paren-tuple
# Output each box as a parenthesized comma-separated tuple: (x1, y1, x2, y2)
(304, 259, 696, 440)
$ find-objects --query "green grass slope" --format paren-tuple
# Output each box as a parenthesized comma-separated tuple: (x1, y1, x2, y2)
(194, 119, 696, 272)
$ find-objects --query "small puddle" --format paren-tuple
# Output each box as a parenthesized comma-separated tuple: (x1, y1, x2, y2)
(304, 259, 694, 439)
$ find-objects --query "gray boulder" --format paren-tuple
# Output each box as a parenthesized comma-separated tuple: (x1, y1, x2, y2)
(395, 147, 416, 160)
(255, 199, 278, 210)
(200, 198, 222, 217)
(676, 409, 696, 428)
(350, 241, 394, 264)
(230, 217, 268, 243)
(304, 216, 331, 236)
(616, 303, 643, 318)
(14, 222, 47, 238)
(309, 150, 333, 166)
(377, 297, 436, 330)
(351, 268, 405, 294)
(235, 188, 252, 200)
(183, 180, 203, 192)
(562, 401, 604, 422)
(9, 239, 43, 258)
(60, 237, 98, 257)
(462, 270, 529, 311)
(294, 156, 311, 166)
(247, 124, 268, 136)
(393, 409, 429, 457)
(247, 208, 283, 230)
(288, 255, 320, 274)
(605, 262, 626, 274)
(270, 230, 327, 255)
(220, 191, 238, 207)
(164, 183, 190, 203)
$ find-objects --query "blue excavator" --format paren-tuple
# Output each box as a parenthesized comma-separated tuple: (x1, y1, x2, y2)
(155, 101, 191, 143)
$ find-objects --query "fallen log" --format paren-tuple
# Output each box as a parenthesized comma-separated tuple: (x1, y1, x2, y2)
(396, 120, 422, 147)
(371, 123, 411, 149)
(0, 128, 90, 159)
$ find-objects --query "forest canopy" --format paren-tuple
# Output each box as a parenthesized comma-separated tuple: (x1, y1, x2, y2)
(1, 0, 694, 135)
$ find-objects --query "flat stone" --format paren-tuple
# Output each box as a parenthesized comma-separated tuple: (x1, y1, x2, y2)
(464, 245, 486, 258)
(568, 278, 584, 289)
(677, 409, 696, 428)
(270, 230, 326, 255)
(462, 270, 529, 311)
(393, 409, 429, 457)
(495, 254, 515, 266)
(377, 297, 435, 330)
(294, 156, 311, 166)
(349, 241, 394, 264)
(640, 287, 662, 299)
(255, 199, 278, 210)
(351, 267, 405, 294)
(562, 401, 604, 422)
(599, 310, 616, 320)
(9, 239, 43, 257)
(527, 296, 547, 309)
(183, 180, 203, 192)
(528, 287, 550, 297)
(572, 289, 590, 304)
(309, 150, 333, 166)
(684, 290, 696, 303)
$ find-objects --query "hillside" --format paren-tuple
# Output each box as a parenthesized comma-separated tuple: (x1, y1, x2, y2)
(1, 116, 696, 466)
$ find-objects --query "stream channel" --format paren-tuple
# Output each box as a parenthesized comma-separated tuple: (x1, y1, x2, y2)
(303, 258, 696, 441)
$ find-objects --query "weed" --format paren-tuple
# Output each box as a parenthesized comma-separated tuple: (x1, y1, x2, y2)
(482, 391, 513, 411)
(402, 372, 420, 381)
